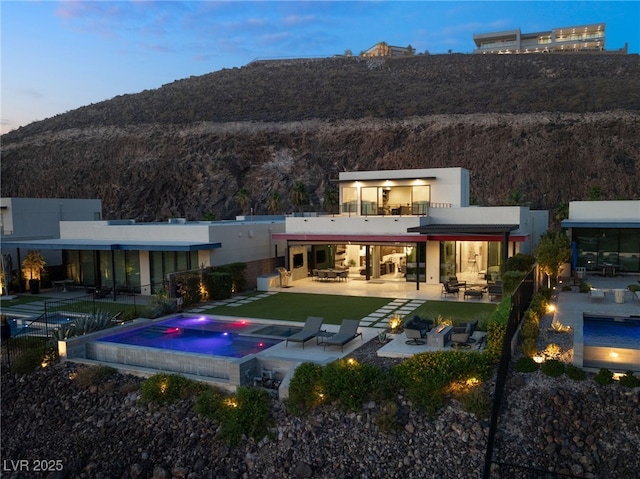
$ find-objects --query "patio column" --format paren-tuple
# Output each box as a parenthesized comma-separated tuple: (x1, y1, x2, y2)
(365, 245, 371, 280)
(111, 250, 117, 301)
(501, 232, 510, 275)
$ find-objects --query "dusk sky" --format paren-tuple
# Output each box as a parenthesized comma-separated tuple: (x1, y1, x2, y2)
(2, 1, 638, 135)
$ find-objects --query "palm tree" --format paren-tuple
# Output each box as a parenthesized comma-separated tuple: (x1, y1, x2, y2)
(289, 181, 308, 213)
(267, 191, 281, 215)
(323, 187, 338, 213)
(406, 44, 415, 56)
(235, 188, 250, 215)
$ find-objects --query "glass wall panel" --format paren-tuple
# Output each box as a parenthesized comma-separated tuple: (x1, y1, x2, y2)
(341, 187, 357, 213)
(619, 229, 640, 272)
(361, 187, 377, 215)
(412, 185, 430, 215)
(575, 228, 599, 270)
(80, 250, 96, 286)
(598, 229, 619, 265)
(126, 251, 141, 292)
(99, 251, 113, 289)
(150, 251, 164, 291)
(113, 250, 127, 290)
(440, 241, 456, 282)
(64, 250, 80, 283)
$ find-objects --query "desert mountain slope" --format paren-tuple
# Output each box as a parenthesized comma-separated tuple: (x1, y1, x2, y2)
(2, 54, 639, 221)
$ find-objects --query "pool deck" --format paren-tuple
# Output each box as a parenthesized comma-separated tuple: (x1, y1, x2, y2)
(553, 275, 640, 331)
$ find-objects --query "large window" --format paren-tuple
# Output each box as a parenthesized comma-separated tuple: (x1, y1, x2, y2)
(149, 251, 198, 293)
(574, 228, 640, 273)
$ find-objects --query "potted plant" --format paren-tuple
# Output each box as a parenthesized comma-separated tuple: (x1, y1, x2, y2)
(22, 250, 46, 294)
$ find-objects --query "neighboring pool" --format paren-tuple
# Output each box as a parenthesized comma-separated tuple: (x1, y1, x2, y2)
(583, 316, 640, 348)
(95, 315, 297, 358)
(10, 312, 89, 337)
(581, 314, 640, 371)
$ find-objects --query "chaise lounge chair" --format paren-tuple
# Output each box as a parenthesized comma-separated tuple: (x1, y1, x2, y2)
(322, 319, 362, 352)
(285, 316, 325, 348)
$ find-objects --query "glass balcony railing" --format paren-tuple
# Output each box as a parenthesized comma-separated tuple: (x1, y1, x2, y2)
(340, 202, 430, 216)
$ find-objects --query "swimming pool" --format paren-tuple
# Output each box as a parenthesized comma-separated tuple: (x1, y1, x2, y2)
(96, 315, 290, 358)
(581, 315, 640, 371)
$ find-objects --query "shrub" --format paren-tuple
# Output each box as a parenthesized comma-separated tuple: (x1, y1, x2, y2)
(543, 343, 561, 359)
(504, 253, 535, 273)
(578, 282, 591, 293)
(561, 285, 572, 292)
(618, 371, 640, 388)
(204, 271, 233, 300)
(195, 388, 226, 419)
(322, 359, 382, 411)
(373, 400, 400, 433)
(286, 362, 325, 415)
(521, 338, 538, 358)
(565, 364, 586, 380)
(216, 387, 272, 445)
(541, 359, 565, 377)
(139, 373, 205, 405)
(502, 271, 526, 296)
(74, 365, 117, 387)
(9, 338, 55, 374)
(515, 356, 539, 373)
(594, 368, 614, 385)
(391, 350, 493, 418)
(486, 296, 511, 363)
(460, 386, 492, 419)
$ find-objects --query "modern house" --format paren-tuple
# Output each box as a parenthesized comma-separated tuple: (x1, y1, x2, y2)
(1, 216, 286, 294)
(273, 168, 548, 287)
(473, 23, 609, 54)
(0, 198, 103, 294)
(561, 200, 640, 274)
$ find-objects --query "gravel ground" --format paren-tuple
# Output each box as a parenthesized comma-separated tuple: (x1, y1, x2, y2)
(1, 320, 638, 479)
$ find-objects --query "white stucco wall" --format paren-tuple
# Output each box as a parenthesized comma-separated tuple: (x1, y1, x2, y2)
(568, 200, 640, 221)
(59, 219, 286, 266)
(1, 197, 102, 266)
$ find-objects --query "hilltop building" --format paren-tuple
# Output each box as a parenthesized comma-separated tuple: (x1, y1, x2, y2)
(472, 23, 614, 54)
(361, 42, 414, 57)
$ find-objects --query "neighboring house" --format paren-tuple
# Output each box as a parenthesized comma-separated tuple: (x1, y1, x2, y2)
(361, 42, 414, 57)
(472, 23, 612, 54)
(1, 216, 286, 294)
(561, 200, 640, 274)
(273, 168, 548, 286)
(0, 197, 102, 279)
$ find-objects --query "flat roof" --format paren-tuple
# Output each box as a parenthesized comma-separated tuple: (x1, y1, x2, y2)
(561, 220, 640, 229)
(0, 238, 222, 252)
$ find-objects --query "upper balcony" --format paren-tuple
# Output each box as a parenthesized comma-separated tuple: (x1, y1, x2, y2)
(339, 200, 451, 217)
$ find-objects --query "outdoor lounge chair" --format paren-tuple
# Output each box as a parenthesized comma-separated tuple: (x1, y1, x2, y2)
(285, 316, 325, 348)
(323, 319, 362, 352)
(450, 320, 478, 348)
(442, 282, 460, 297)
(403, 316, 433, 345)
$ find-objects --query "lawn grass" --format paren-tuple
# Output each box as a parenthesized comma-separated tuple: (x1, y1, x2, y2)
(203, 293, 392, 324)
(0, 294, 55, 306)
(201, 292, 497, 326)
(411, 301, 497, 325)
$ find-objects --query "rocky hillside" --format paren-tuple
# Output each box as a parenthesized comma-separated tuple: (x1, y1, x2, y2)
(2, 54, 639, 221)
